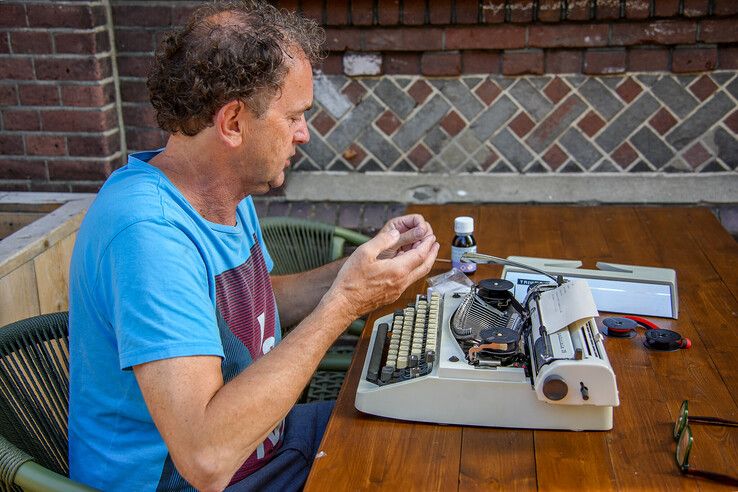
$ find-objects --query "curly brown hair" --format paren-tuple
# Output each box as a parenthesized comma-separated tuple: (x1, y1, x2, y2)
(147, 1, 324, 136)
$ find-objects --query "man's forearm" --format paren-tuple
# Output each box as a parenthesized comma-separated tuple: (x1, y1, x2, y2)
(271, 257, 348, 327)
(134, 293, 356, 491)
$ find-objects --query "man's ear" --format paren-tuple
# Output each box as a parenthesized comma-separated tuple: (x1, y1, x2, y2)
(214, 100, 247, 148)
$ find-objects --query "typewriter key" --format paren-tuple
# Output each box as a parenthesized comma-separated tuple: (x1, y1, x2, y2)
(380, 366, 394, 383)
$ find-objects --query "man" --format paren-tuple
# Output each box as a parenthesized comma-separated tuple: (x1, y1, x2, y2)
(67, 1, 438, 491)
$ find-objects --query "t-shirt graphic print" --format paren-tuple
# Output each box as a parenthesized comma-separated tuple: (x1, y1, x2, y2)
(214, 236, 284, 485)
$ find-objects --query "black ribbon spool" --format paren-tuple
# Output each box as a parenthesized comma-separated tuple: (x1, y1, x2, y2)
(479, 327, 519, 346)
(601, 317, 637, 338)
(477, 279, 514, 299)
(643, 329, 683, 352)
(477, 279, 518, 311)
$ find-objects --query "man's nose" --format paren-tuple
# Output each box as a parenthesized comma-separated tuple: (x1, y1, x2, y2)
(294, 116, 310, 145)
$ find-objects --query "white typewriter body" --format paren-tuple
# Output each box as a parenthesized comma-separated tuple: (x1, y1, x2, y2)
(355, 282, 620, 431)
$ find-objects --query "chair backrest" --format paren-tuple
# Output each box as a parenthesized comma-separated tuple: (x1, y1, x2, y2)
(0, 312, 70, 476)
(260, 217, 344, 275)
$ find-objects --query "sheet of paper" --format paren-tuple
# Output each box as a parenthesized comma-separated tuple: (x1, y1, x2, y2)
(537, 279, 599, 333)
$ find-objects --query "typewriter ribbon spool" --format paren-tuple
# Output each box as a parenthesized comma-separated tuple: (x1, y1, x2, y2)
(601, 315, 691, 351)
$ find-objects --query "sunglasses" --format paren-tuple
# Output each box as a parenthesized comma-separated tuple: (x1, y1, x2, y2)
(673, 400, 738, 487)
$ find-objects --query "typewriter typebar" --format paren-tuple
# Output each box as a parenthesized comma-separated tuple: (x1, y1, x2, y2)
(355, 279, 620, 431)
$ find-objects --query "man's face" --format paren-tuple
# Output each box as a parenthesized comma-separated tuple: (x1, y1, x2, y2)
(238, 54, 313, 195)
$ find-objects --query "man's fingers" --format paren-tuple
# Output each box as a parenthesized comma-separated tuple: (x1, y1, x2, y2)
(418, 240, 440, 272)
(362, 228, 400, 257)
(390, 234, 436, 270)
(396, 226, 427, 248)
(390, 214, 423, 231)
(405, 241, 440, 285)
(385, 214, 427, 234)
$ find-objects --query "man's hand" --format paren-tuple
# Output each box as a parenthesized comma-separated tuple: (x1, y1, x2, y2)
(272, 214, 434, 329)
(324, 217, 439, 323)
(376, 214, 434, 260)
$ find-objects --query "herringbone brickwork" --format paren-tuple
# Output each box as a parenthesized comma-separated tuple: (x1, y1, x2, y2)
(299, 72, 737, 174)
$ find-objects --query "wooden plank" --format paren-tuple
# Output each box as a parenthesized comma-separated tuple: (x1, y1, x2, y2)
(590, 206, 661, 266)
(459, 428, 536, 491)
(0, 192, 93, 212)
(33, 232, 76, 314)
(0, 263, 40, 326)
(681, 405, 738, 483)
(635, 208, 738, 403)
(587, 207, 738, 489)
(0, 211, 46, 241)
(475, 205, 522, 259)
(529, 206, 618, 490)
(629, 207, 738, 486)
(682, 208, 738, 303)
(0, 197, 92, 278)
(636, 207, 722, 286)
(456, 205, 537, 491)
(602, 322, 734, 491)
(656, 279, 738, 409)
(515, 205, 567, 259)
(536, 430, 618, 491)
(554, 205, 612, 266)
(0, 202, 59, 213)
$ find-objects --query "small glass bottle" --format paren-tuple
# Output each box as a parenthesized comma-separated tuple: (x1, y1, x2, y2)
(451, 216, 477, 274)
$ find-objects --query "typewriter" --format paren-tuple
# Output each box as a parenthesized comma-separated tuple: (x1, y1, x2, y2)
(355, 254, 620, 431)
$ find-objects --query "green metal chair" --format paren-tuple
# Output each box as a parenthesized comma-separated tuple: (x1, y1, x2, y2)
(0, 312, 95, 491)
(260, 217, 370, 276)
(260, 217, 370, 380)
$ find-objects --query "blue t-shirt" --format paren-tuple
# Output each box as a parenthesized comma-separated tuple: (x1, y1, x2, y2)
(68, 150, 283, 491)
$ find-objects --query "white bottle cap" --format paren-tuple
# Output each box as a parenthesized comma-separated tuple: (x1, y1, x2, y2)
(454, 216, 474, 234)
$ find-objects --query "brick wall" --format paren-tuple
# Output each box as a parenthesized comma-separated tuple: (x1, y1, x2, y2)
(0, 0, 737, 199)
(304, 0, 738, 77)
(0, 1, 123, 192)
(112, 1, 186, 156)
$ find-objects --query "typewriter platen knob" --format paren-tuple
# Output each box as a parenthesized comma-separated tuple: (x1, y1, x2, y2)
(542, 375, 568, 401)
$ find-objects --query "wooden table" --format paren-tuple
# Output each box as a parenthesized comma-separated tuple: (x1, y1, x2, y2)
(305, 205, 738, 491)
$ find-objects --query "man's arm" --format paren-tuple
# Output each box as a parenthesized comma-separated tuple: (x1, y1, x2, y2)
(134, 294, 355, 492)
(270, 258, 346, 328)
(134, 227, 439, 491)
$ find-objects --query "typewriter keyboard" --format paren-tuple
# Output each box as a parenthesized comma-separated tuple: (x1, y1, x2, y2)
(365, 292, 442, 385)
